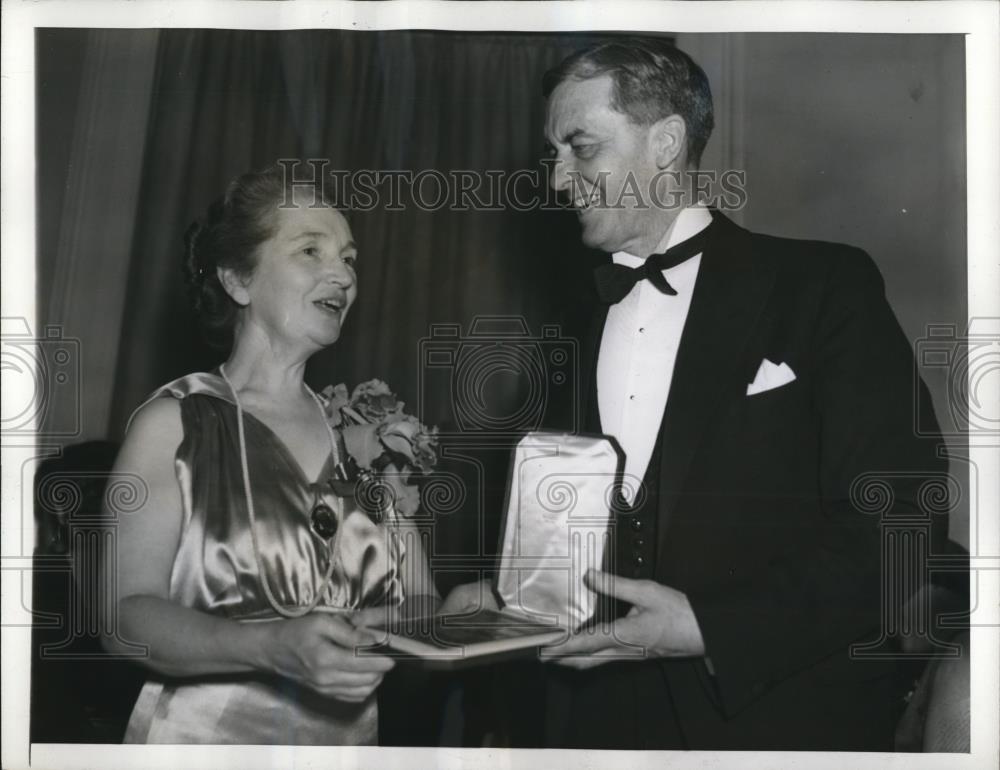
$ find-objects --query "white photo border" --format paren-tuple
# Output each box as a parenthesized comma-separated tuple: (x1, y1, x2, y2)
(2, 2, 997, 769)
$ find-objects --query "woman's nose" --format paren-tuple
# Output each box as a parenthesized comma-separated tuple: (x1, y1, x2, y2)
(326, 257, 355, 286)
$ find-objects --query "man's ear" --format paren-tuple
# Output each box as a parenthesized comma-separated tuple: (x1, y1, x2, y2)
(650, 115, 687, 170)
(217, 266, 251, 307)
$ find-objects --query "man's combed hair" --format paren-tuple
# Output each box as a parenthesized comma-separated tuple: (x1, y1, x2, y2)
(543, 38, 714, 168)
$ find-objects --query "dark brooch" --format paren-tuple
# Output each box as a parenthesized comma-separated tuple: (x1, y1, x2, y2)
(310, 502, 338, 540)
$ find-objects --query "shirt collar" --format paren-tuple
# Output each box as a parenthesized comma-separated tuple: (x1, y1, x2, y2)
(611, 204, 712, 268)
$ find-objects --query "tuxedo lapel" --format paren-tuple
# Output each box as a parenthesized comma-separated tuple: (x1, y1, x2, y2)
(654, 213, 777, 558)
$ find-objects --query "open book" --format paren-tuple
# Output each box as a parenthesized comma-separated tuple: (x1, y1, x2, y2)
(365, 432, 621, 665)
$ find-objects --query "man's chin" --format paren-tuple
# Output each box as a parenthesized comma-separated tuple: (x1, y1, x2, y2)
(578, 222, 609, 252)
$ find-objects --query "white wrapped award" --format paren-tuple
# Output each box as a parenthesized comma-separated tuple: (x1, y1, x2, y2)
(373, 431, 622, 661)
(495, 431, 621, 630)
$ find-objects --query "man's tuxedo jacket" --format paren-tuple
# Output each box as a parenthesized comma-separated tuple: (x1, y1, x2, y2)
(542, 210, 949, 750)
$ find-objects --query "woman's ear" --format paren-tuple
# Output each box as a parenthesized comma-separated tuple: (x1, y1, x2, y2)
(217, 266, 251, 307)
(651, 115, 687, 170)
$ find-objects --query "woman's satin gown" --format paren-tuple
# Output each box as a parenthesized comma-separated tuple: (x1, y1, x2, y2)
(122, 372, 404, 745)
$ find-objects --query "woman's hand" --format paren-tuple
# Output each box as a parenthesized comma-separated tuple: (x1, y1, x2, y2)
(437, 579, 499, 616)
(349, 594, 441, 630)
(260, 613, 395, 702)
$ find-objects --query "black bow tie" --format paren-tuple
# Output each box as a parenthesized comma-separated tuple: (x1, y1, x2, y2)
(593, 223, 714, 304)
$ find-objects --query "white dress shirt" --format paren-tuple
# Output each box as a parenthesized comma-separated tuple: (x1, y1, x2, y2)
(597, 204, 712, 502)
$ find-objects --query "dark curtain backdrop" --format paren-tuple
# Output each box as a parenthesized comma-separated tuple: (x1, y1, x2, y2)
(80, 29, 636, 581)
(109, 30, 622, 433)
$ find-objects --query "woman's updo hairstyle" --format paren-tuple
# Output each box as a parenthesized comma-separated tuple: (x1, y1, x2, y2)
(183, 163, 334, 349)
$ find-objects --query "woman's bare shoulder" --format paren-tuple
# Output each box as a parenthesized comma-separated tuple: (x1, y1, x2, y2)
(128, 396, 182, 435)
(119, 396, 183, 467)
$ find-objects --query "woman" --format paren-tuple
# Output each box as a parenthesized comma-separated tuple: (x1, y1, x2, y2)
(103, 165, 437, 744)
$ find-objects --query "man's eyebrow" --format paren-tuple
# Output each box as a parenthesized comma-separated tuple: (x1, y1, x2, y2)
(543, 128, 594, 151)
(289, 231, 326, 242)
(562, 128, 593, 143)
(340, 241, 357, 254)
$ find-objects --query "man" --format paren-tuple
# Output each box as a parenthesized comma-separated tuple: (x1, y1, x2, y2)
(444, 38, 948, 750)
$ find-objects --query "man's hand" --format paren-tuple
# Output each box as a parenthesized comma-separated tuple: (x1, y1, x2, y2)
(541, 569, 706, 669)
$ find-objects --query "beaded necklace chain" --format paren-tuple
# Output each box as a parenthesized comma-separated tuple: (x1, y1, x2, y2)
(220, 363, 341, 618)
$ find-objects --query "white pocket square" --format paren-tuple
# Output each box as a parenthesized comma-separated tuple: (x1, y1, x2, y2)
(746, 359, 796, 396)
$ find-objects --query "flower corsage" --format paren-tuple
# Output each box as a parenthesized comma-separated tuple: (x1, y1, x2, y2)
(319, 379, 439, 518)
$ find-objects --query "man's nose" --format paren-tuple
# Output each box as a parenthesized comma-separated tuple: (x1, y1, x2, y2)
(549, 155, 574, 194)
